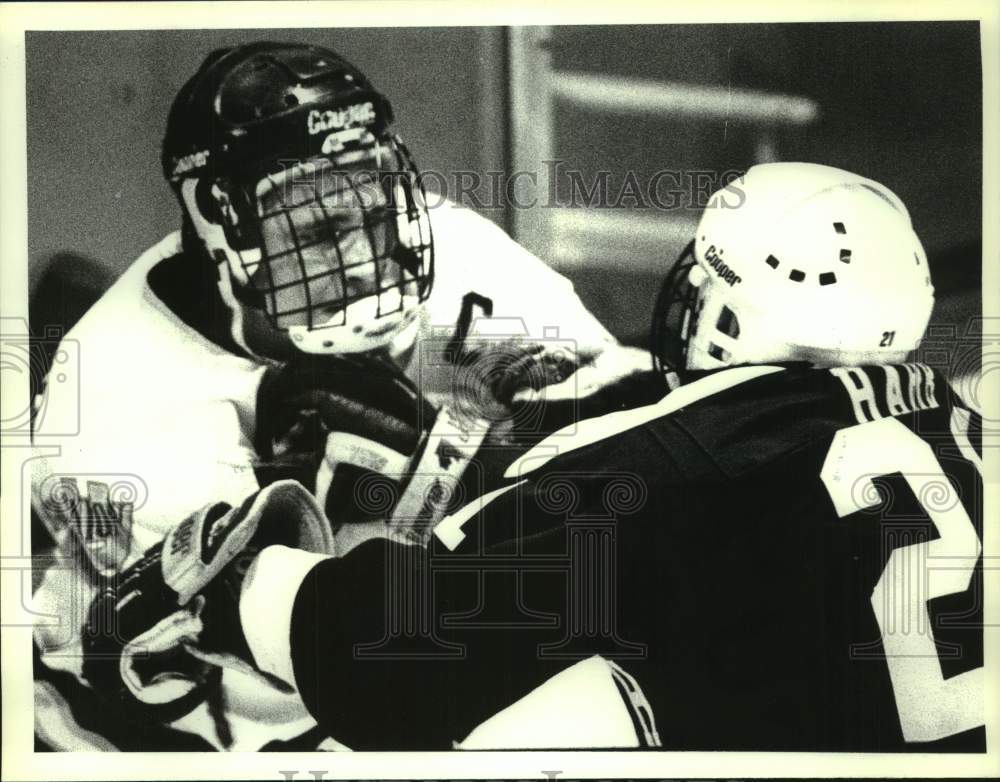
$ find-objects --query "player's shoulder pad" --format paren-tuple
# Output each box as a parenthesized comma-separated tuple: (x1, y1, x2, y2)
(668, 362, 953, 479)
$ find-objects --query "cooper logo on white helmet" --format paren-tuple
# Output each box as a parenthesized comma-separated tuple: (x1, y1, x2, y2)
(704, 244, 742, 286)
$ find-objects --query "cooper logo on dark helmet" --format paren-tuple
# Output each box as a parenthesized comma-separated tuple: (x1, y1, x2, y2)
(307, 103, 377, 135)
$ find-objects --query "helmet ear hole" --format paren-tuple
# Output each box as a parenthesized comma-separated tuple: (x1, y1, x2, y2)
(201, 180, 263, 255)
(707, 343, 731, 363)
(716, 305, 740, 339)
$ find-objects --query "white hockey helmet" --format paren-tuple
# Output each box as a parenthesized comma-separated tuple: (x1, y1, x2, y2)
(652, 162, 934, 373)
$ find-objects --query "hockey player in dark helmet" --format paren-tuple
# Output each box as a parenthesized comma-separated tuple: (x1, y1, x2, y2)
(161, 42, 434, 358)
(31, 41, 650, 751)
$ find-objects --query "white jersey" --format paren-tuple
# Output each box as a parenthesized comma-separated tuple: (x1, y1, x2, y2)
(31, 202, 633, 751)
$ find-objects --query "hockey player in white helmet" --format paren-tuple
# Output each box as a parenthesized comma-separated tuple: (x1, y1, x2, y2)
(30, 41, 650, 751)
(652, 162, 934, 375)
(72, 163, 985, 752)
(57, 161, 984, 751)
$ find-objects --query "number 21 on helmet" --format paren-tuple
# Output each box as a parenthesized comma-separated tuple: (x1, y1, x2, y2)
(652, 162, 934, 376)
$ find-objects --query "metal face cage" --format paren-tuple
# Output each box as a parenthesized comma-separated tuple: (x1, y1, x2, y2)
(212, 135, 433, 333)
(650, 239, 700, 377)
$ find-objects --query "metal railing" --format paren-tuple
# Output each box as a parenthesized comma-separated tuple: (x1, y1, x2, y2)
(508, 26, 821, 270)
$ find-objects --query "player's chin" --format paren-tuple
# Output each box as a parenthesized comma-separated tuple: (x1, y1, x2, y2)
(266, 302, 343, 331)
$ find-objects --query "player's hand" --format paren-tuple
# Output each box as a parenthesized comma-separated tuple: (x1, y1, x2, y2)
(499, 343, 667, 431)
(81, 482, 334, 717)
(255, 354, 435, 527)
(256, 353, 427, 460)
(509, 344, 653, 404)
(449, 340, 580, 418)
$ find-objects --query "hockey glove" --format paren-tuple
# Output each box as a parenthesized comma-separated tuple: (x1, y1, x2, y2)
(81, 480, 334, 719)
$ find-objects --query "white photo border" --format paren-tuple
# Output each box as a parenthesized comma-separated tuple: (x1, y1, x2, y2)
(2, 1, 998, 779)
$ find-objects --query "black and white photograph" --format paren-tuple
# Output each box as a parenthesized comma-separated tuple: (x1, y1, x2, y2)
(0, 1, 997, 778)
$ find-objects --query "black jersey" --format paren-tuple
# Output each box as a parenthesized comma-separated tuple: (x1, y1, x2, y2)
(290, 362, 985, 751)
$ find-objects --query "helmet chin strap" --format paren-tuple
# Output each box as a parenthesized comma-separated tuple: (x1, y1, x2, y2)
(180, 178, 277, 363)
(286, 292, 423, 355)
(213, 255, 280, 364)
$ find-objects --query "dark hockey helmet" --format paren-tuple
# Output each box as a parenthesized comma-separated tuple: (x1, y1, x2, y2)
(162, 42, 433, 354)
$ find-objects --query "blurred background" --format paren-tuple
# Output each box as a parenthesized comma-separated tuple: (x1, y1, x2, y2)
(27, 23, 981, 356)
